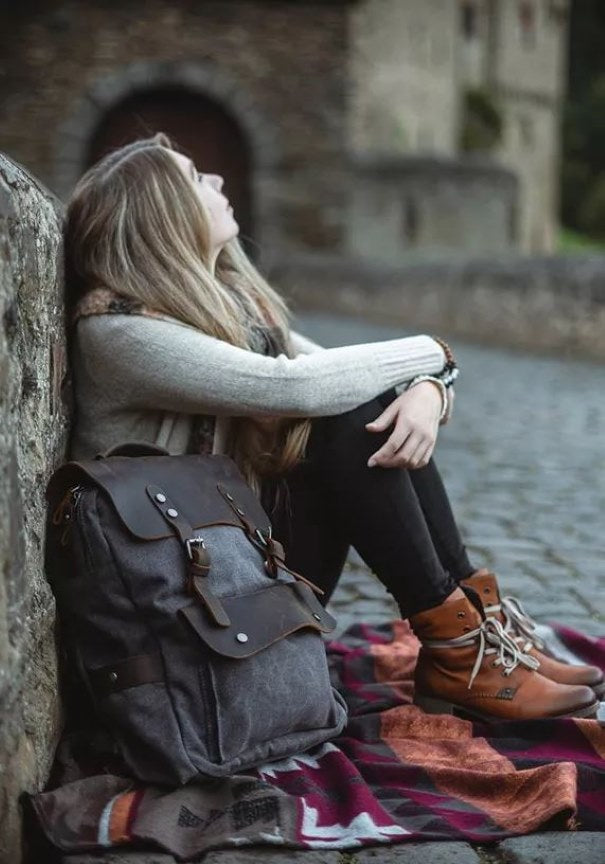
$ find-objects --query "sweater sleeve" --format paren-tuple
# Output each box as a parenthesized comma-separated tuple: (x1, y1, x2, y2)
(78, 313, 446, 418)
(289, 328, 325, 355)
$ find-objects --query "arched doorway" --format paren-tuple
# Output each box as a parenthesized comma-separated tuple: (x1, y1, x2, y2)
(85, 86, 255, 259)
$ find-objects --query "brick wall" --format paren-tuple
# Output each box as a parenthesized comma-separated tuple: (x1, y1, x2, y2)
(0, 0, 352, 256)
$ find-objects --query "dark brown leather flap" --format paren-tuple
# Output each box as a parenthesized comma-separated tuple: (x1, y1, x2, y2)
(45, 453, 271, 541)
(179, 581, 337, 658)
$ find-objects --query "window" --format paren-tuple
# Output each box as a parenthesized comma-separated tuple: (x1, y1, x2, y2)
(519, 1, 537, 48)
(545, 1, 567, 27)
(461, 1, 478, 40)
(402, 198, 420, 244)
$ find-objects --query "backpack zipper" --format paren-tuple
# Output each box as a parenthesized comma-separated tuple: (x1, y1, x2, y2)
(52, 484, 85, 546)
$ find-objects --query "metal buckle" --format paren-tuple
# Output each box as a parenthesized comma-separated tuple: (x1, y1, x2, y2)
(185, 536, 206, 561)
(255, 526, 272, 546)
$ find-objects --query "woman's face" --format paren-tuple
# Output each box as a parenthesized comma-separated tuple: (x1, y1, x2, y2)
(164, 148, 239, 260)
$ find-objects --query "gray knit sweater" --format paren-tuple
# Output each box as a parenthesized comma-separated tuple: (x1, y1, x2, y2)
(68, 312, 446, 461)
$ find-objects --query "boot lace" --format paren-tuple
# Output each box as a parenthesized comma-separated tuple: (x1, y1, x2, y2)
(424, 617, 540, 690)
(484, 595, 546, 653)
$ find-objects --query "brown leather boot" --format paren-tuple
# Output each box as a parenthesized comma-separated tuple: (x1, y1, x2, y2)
(461, 569, 605, 700)
(410, 592, 598, 721)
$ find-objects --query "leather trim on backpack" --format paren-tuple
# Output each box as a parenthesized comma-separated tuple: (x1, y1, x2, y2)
(46, 453, 271, 541)
(87, 651, 164, 696)
(179, 581, 336, 659)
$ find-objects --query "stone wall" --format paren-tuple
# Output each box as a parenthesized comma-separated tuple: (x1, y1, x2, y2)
(348, 0, 569, 255)
(271, 251, 605, 362)
(485, 0, 569, 254)
(348, 0, 459, 155)
(347, 155, 518, 260)
(0, 154, 68, 863)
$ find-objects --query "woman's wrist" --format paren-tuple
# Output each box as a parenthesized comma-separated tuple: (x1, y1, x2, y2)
(406, 375, 448, 421)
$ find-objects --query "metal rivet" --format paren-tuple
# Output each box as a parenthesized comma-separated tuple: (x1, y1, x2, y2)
(109, 671, 118, 683)
(457, 611, 466, 618)
(167, 508, 178, 517)
(313, 613, 321, 621)
(155, 492, 167, 503)
(236, 632, 249, 643)
(226, 493, 234, 502)
(236, 508, 245, 516)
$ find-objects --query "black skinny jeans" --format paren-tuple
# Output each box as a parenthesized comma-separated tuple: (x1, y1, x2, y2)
(260, 388, 476, 619)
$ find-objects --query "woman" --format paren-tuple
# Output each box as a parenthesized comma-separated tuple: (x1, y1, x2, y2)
(64, 132, 602, 723)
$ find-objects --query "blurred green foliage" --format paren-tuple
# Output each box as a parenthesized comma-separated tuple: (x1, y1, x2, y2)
(561, 1, 605, 240)
(559, 227, 605, 253)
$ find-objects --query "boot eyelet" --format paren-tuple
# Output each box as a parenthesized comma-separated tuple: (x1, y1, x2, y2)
(456, 611, 466, 619)
(483, 588, 490, 594)
(491, 661, 498, 668)
(462, 626, 471, 632)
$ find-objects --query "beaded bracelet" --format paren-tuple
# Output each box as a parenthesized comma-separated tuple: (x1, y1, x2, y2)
(431, 335, 459, 388)
(432, 335, 456, 366)
(434, 365, 459, 387)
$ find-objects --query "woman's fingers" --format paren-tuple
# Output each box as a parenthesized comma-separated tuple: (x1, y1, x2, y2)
(365, 400, 399, 432)
(369, 427, 437, 469)
(393, 431, 424, 466)
(408, 440, 435, 469)
(369, 428, 421, 468)
(367, 420, 412, 467)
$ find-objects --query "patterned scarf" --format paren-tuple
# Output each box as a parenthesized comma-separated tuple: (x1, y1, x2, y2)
(69, 286, 289, 457)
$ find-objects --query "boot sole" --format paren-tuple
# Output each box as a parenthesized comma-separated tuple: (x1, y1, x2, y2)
(414, 692, 599, 722)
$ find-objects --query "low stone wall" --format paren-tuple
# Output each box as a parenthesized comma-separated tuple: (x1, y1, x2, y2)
(0, 153, 68, 863)
(348, 155, 519, 261)
(270, 251, 605, 362)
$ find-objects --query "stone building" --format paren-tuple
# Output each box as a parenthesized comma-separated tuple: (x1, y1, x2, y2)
(349, 0, 569, 255)
(0, 0, 568, 275)
(0, 0, 568, 268)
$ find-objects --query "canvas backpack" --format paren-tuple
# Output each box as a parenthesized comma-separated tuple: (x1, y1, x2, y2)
(45, 441, 348, 786)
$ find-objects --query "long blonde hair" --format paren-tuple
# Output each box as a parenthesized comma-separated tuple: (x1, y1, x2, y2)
(64, 131, 312, 497)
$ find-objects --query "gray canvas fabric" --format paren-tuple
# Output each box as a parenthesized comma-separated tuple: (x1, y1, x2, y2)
(47, 459, 349, 786)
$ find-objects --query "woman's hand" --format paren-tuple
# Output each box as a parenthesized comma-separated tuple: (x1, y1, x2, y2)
(365, 381, 442, 470)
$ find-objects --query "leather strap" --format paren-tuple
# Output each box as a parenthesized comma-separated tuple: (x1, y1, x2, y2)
(216, 482, 324, 595)
(88, 651, 164, 697)
(146, 483, 230, 627)
(190, 570, 231, 628)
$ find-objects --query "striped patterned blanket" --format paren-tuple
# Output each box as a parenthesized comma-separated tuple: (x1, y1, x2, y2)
(29, 620, 605, 860)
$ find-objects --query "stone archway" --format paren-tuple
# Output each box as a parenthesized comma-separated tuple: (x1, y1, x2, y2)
(86, 86, 255, 257)
(52, 60, 281, 255)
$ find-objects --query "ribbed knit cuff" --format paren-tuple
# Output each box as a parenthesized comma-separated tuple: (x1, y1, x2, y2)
(374, 335, 447, 387)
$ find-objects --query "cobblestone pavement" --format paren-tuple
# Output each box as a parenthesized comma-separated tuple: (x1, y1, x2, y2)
(60, 315, 605, 864)
(292, 311, 605, 639)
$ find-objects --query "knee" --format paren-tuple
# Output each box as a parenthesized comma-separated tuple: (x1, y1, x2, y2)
(311, 390, 396, 454)
(323, 388, 397, 432)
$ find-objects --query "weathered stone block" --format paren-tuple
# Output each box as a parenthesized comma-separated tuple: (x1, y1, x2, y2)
(355, 841, 480, 863)
(0, 152, 69, 864)
(499, 832, 605, 864)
